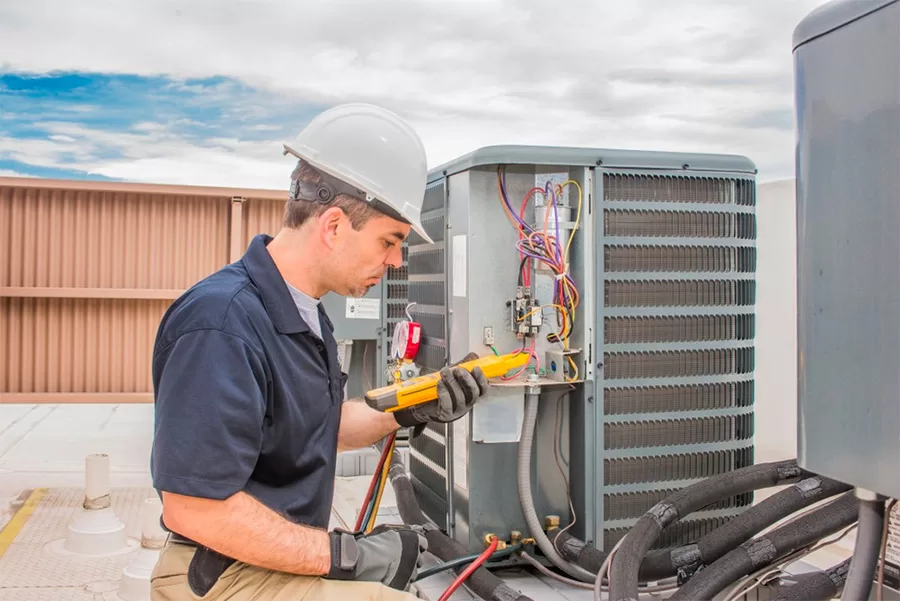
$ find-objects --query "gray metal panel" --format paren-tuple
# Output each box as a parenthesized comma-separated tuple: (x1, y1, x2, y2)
(320, 282, 384, 340)
(428, 145, 756, 183)
(792, 0, 898, 49)
(446, 165, 579, 550)
(794, 0, 900, 499)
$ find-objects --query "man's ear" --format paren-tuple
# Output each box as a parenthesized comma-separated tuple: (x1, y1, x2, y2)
(318, 207, 345, 250)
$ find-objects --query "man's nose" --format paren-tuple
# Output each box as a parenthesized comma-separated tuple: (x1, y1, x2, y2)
(386, 245, 403, 269)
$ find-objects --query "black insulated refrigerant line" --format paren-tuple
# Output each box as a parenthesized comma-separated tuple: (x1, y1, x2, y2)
(552, 473, 850, 581)
(767, 557, 851, 601)
(668, 491, 859, 601)
(606, 459, 811, 601)
(387, 450, 535, 601)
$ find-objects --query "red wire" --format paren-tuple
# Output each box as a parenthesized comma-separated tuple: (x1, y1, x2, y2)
(354, 432, 394, 531)
(518, 188, 544, 287)
(437, 535, 499, 601)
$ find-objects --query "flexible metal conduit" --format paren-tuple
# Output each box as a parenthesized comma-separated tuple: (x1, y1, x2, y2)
(518, 386, 597, 583)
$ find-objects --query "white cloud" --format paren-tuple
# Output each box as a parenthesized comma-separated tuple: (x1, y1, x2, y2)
(0, 0, 831, 185)
(0, 169, 35, 178)
(0, 120, 294, 188)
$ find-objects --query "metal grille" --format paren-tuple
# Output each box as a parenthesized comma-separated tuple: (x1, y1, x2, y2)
(604, 210, 756, 239)
(408, 249, 445, 274)
(604, 348, 754, 379)
(407, 179, 450, 530)
(385, 243, 409, 339)
(411, 456, 447, 501)
(605, 280, 755, 307)
(600, 172, 756, 551)
(420, 214, 446, 244)
(415, 343, 446, 373)
(605, 246, 756, 273)
(408, 311, 445, 341)
(408, 281, 445, 306)
(605, 315, 755, 343)
(605, 414, 754, 450)
(604, 516, 735, 551)
(411, 432, 448, 469)
(605, 381, 754, 415)
(606, 491, 753, 521)
(604, 448, 755, 486)
(411, 477, 447, 529)
(602, 174, 754, 206)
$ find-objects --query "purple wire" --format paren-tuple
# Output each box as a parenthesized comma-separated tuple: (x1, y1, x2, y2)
(499, 169, 533, 234)
(552, 188, 562, 265)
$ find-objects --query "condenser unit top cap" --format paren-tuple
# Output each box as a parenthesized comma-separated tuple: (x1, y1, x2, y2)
(793, 0, 898, 50)
(426, 144, 756, 184)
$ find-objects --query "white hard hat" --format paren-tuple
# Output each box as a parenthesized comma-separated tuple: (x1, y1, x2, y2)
(282, 103, 434, 244)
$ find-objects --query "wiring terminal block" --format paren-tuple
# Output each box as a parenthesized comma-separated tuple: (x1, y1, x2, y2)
(508, 287, 541, 338)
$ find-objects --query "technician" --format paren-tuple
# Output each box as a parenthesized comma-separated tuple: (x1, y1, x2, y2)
(148, 103, 490, 600)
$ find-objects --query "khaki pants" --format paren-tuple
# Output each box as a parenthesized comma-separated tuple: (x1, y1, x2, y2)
(150, 540, 421, 600)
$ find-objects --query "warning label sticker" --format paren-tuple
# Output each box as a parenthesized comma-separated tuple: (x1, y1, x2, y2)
(346, 298, 380, 320)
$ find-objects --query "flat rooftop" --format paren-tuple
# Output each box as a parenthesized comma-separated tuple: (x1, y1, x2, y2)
(1, 403, 865, 601)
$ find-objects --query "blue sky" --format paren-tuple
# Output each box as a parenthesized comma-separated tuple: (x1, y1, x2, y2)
(0, 1, 830, 187)
(0, 73, 327, 186)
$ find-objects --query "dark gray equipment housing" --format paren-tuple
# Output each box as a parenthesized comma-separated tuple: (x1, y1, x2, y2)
(793, 0, 900, 500)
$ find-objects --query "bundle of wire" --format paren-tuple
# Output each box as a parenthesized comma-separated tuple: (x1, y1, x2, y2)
(497, 166, 582, 380)
(354, 431, 396, 533)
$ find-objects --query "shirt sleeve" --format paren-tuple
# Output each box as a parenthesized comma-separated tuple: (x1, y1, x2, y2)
(151, 328, 268, 500)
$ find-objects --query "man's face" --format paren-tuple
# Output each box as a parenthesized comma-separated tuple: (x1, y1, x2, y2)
(331, 213, 409, 298)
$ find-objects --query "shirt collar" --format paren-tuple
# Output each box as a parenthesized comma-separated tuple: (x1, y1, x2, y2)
(241, 233, 311, 335)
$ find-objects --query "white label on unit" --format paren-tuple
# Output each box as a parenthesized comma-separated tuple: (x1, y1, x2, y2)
(452, 235, 467, 298)
(345, 298, 380, 319)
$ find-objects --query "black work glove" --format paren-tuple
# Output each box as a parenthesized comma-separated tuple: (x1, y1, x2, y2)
(393, 352, 489, 432)
(326, 524, 428, 591)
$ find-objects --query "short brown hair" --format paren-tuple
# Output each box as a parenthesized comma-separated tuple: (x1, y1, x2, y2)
(283, 161, 382, 230)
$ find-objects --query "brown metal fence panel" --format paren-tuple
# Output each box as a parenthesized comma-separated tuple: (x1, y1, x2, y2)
(241, 196, 286, 252)
(0, 177, 287, 404)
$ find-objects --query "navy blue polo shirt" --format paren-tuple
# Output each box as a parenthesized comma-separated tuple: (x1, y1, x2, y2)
(150, 233, 346, 530)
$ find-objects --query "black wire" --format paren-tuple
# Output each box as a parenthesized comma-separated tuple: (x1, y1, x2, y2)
(518, 255, 528, 287)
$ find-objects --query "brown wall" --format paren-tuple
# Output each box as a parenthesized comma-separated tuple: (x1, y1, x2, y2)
(0, 177, 288, 404)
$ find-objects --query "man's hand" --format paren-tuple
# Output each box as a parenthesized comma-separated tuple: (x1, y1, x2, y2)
(326, 524, 428, 590)
(393, 352, 489, 429)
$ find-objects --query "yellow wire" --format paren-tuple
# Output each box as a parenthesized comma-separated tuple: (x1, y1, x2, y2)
(566, 355, 579, 381)
(366, 437, 395, 533)
(556, 179, 583, 273)
(517, 303, 568, 323)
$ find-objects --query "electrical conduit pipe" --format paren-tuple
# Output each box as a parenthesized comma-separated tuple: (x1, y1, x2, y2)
(518, 386, 596, 583)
